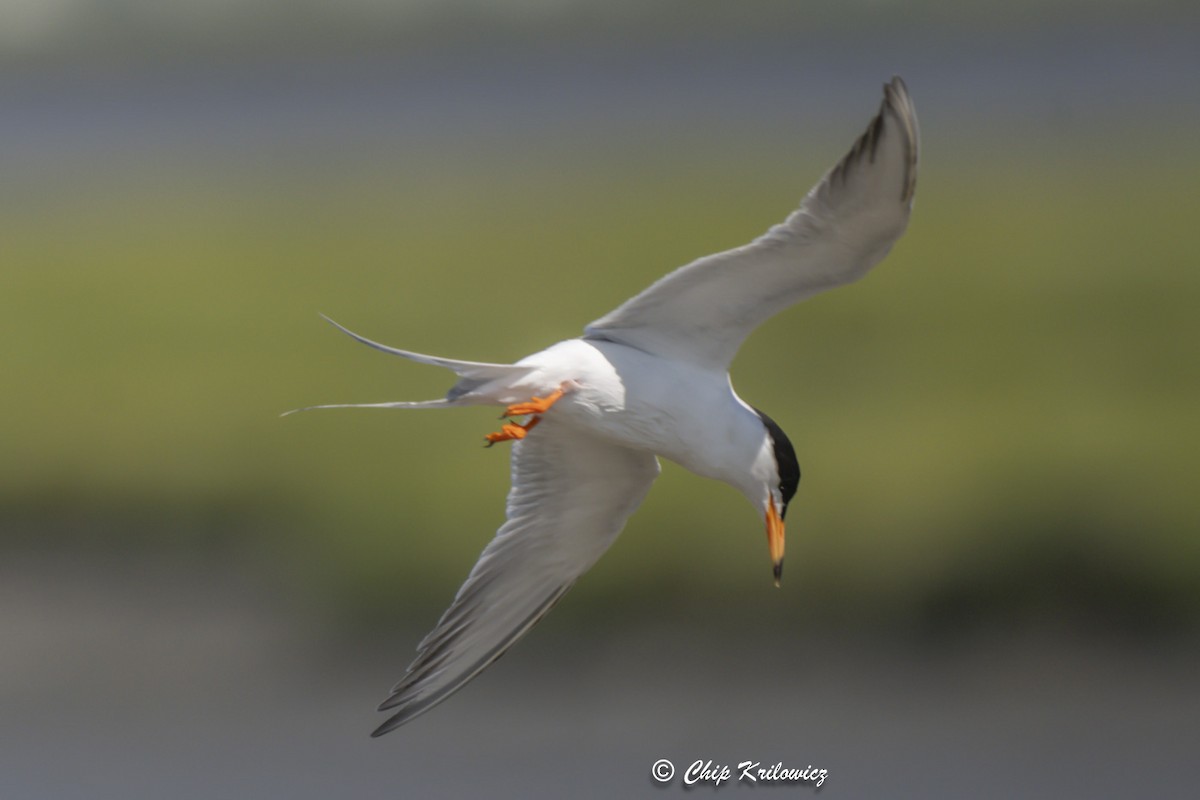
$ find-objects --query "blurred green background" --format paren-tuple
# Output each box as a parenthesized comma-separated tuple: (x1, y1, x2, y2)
(2, 2, 1198, 797)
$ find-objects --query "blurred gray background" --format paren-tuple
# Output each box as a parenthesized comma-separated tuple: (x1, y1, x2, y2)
(2, 1, 1198, 797)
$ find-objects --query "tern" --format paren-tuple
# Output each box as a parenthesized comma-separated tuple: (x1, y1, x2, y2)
(291, 77, 918, 736)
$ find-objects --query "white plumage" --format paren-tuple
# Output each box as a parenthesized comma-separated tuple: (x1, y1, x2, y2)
(290, 77, 919, 735)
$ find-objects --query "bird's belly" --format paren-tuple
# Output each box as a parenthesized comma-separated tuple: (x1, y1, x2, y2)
(528, 339, 753, 475)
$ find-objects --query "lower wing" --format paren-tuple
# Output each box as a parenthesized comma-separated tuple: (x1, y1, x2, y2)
(372, 419, 660, 735)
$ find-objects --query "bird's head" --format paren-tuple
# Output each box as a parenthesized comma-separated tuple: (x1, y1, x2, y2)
(748, 409, 800, 587)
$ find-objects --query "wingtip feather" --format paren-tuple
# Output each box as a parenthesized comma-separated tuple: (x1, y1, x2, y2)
(881, 75, 919, 204)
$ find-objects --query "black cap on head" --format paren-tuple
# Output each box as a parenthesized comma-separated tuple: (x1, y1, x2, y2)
(752, 408, 801, 517)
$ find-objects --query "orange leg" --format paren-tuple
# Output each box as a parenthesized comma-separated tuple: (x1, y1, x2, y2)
(483, 387, 566, 447)
(483, 416, 542, 447)
(503, 388, 564, 418)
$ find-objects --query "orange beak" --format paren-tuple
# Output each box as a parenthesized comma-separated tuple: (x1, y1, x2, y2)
(766, 499, 786, 587)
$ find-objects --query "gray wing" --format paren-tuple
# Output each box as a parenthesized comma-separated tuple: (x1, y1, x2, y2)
(584, 76, 919, 371)
(372, 420, 660, 735)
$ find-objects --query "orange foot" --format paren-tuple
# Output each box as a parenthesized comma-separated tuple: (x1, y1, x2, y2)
(483, 387, 566, 447)
(484, 416, 542, 447)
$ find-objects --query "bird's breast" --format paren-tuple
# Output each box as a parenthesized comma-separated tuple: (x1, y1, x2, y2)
(524, 339, 761, 478)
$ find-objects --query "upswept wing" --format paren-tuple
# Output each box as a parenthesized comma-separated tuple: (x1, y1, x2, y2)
(584, 77, 919, 371)
(372, 421, 660, 735)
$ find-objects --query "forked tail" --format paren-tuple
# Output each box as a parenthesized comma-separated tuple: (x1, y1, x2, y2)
(282, 315, 534, 415)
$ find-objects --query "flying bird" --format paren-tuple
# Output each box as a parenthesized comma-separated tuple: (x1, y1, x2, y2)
(290, 77, 918, 736)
